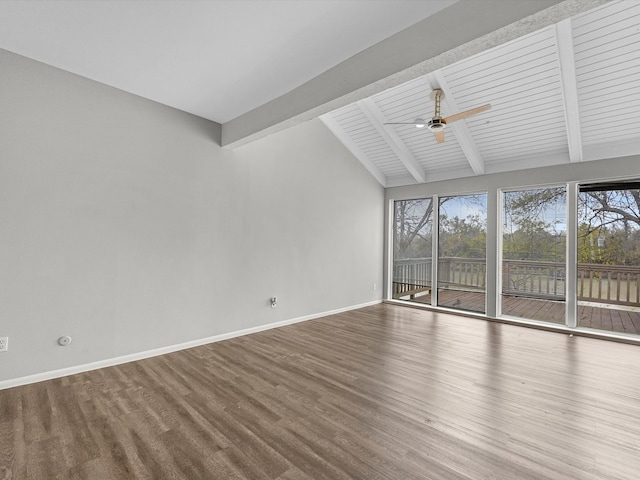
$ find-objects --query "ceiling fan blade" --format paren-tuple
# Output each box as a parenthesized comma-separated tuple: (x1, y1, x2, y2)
(443, 103, 491, 124)
(434, 130, 445, 143)
(383, 122, 419, 125)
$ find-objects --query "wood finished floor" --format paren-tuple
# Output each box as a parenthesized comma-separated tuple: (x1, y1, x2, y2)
(2, 303, 640, 479)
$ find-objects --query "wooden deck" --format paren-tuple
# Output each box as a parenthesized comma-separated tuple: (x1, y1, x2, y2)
(401, 290, 640, 335)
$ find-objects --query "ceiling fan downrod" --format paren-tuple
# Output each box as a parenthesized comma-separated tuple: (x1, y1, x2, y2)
(428, 88, 446, 132)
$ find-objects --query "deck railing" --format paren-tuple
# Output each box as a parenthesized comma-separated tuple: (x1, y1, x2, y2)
(577, 263, 640, 306)
(392, 258, 432, 298)
(502, 259, 566, 300)
(393, 257, 640, 306)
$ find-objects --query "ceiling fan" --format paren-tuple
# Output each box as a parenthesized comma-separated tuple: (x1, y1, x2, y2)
(384, 89, 491, 143)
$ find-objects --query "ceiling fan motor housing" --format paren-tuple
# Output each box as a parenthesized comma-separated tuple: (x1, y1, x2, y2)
(427, 117, 446, 131)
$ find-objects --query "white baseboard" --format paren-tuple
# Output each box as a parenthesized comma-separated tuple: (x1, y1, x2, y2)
(0, 300, 381, 390)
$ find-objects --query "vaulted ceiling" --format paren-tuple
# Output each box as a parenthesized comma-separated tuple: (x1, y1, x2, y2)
(1, 0, 600, 149)
(320, 0, 640, 187)
(1, 0, 634, 166)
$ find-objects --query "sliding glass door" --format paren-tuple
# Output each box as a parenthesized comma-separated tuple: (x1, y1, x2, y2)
(390, 180, 640, 339)
(392, 198, 433, 304)
(501, 187, 567, 324)
(577, 183, 640, 335)
(437, 194, 487, 313)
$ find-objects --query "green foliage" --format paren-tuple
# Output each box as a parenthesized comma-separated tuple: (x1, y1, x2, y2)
(578, 223, 640, 265)
(577, 223, 599, 264)
(504, 186, 640, 266)
(503, 218, 566, 262)
(439, 214, 486, 258)
(503, 187, 566, 262)
(395, 187, 640, 266)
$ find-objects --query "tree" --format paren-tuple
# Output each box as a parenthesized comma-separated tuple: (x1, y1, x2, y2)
(505, 186, 640, 266)
(395, 196, 483, 259)
(439, 213, 486, 258)
(579, 189, 640, 230)
(394, 199, 433, 259)
(505, 187, 566, 224)
(503, 218, 565, 262)
(503, 187, 566, 262)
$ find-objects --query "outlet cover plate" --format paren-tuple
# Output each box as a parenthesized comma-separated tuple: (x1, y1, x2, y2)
(0, 337, 8, 352)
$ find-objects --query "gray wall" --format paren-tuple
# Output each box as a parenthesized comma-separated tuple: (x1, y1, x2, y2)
(0, 49, 384, 383)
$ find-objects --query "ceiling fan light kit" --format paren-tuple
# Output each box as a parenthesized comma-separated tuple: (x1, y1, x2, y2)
(427, 119, 446, 132)
(385, 88, 490, 143)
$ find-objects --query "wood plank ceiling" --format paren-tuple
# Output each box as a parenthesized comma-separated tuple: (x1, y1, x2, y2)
(320, 0, 640, 187)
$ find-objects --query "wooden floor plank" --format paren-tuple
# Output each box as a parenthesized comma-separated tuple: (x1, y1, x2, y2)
(2, 303, 640, 479)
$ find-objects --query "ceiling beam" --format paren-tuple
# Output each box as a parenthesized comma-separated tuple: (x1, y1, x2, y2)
(555, 18, 583, 162)
(428, 71, 485, 176)
(319, 115, 387, 187)
(357, 98, 427, 184)
(223, 0, 611, 148)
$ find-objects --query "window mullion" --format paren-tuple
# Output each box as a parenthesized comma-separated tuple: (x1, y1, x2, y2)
(431, 195, 439, 307)
(566, 182, 578, 328)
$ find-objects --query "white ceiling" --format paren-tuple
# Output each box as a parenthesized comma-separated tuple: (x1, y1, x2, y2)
(320, 0, 640, 187)
(0, 0, 457, 124)
(2, 0, 633, 184)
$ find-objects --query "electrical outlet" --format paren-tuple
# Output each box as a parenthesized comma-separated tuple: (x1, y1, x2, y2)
(0, 337, 8, 352)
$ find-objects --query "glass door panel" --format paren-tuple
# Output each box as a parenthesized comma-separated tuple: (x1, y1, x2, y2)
(501, 187, 566, 324)
(437, 194, 487, 313)
(392, 198, 433, 305)
(577, 183, 640, 335)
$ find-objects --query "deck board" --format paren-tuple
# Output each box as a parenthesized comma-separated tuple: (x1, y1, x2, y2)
(402, 290, 640, 335)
